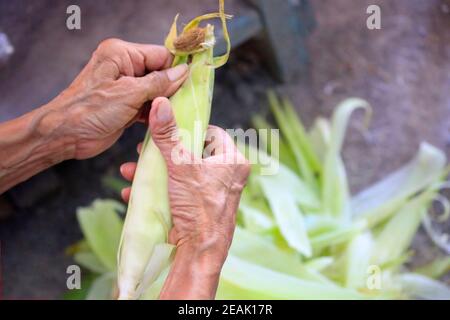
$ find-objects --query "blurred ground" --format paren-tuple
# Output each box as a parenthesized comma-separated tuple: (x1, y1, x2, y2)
(0, 0, 449, 298)
(287, 0, 450, 273)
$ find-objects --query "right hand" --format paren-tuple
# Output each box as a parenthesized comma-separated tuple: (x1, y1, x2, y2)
(120, 97, 251, 262)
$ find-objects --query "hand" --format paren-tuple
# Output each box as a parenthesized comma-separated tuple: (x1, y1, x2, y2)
(121, 97, 250, 258)
(120, 97, 250, 299)
(56, 38, 189, 159)
(0, 39, 190, 194)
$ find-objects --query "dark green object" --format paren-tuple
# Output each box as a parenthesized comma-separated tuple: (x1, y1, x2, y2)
(215, 0, 315, 82)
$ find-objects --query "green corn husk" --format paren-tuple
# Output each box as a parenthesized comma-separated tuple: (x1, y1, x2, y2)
(117, 0, 230, 299)
(69, 199, 124, 300)
(221, 94, 449, 299)
(70, 92, 450, 300)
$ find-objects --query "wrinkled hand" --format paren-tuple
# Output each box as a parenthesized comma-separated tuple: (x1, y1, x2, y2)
(57, 38, 189, 159)
(120, 97, 250, 261)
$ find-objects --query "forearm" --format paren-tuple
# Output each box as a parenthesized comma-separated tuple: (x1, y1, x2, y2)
(159, 242, 227, 300)
(0, 100, 75, 193)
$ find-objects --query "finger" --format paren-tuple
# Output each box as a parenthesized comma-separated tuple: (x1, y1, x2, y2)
(94, 40, 173, 76)
(121, 187, 131, 203)
(204, 126, 249, 165)
(137, 142, 143, 154)
(129, 43, 174, 71)
(118, 41, 174, 75)
(204, 125, 237, 156)
(149, 97, 193, 165)
(137, 64, 189, 101)
(120, 162, 137, 181)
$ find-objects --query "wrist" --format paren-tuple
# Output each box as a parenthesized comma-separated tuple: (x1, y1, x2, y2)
(31, 98, 77, 162)
(176, 234, 229, 275)
(0, 100, 76, 193)
(160, 237, 228, 300)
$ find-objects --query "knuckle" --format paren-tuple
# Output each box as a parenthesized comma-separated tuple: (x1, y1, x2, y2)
(154, 121, 177, 143)
(93, 38, 123, 60)
(97, 38, 122, 51)
(147, 71, 169, 96)
(207, 125, 222, 133)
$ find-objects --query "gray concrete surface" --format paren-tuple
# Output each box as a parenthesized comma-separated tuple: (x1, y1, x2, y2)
(289, 0, 450, 193)
(0, 0, 449, 299)
(288, 0, 450, 276)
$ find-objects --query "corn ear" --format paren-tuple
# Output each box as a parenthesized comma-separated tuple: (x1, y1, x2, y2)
(117, 0, 230, 299)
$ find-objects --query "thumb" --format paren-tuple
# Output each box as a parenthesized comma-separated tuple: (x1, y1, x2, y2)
(149, 97, 183, 164)
(137, 64, 188, 100)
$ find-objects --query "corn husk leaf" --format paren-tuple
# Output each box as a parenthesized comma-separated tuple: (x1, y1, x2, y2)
(352, 143, 446, 227)
(371, 191, 433, 266)
(268, 91, 317, 189)
(74, 251, 109, 274)
(344, 232, 374, 289)
(258, 168, 315, 256)
(322, 98, 371, 220)
(414, 257, 450, 279)
(307, 117, 331, 164)
(218, 256, 365, 300)
(77, 200, 124, 271)
(86, 273, 116, 300)
(398, 273, 450, 300)
(239, 203, 275, 234)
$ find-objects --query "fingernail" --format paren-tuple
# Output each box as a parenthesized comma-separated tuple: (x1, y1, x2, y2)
(167, 64, 188, 81)
(156, 99, 172, 122)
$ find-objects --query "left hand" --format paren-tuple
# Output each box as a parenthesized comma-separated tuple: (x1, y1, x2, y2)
(52, 38, 189, 159)
(0, 39, 190, 194)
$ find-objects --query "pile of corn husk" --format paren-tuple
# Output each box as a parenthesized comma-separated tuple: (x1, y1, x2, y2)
(67, 94, 450, 300)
